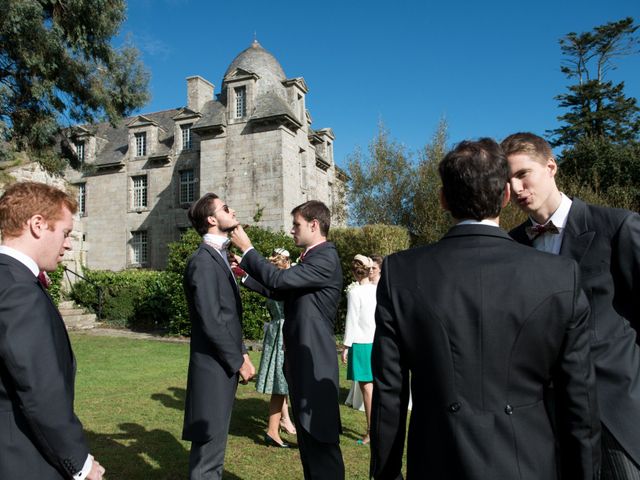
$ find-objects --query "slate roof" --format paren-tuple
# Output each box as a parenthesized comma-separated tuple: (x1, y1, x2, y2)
(87, 109, 180, 167)
(191, 100, 227, 133)
(250, 92, 301, 127)
(222, 40, 287, 98)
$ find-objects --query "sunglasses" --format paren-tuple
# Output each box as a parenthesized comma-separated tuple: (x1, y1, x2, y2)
(214, 204, 230, 214)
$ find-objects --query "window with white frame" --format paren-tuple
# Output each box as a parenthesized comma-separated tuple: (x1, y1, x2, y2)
(75, 141, 85, 163)
(135, 132, 147, 157)
(181, 124, 193, 151)
(131, 231, 148, 264)
(235, 86, 246, 118)
(77, 183, 86, 216)
(179, 169, 196, 204)
(132, 175, 148, 208)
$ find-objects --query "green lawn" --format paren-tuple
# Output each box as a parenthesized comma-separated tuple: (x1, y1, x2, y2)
(70, 333, 395, 479)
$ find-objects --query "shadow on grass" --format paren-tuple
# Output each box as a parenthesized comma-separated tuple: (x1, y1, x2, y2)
(86, 423, 187, 479)
(150, 386, 299, 448)
(86, 423, 243, 479)
(151, 386, 185, 410)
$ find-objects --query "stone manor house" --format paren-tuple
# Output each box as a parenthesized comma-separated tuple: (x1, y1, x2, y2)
(62, 40, 346, 271)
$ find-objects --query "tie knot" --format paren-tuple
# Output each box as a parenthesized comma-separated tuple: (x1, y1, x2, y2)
(526, 221, 559, 240)
(37, 271, 51, 289)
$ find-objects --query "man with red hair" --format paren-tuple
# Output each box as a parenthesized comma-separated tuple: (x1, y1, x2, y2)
(0, 181, 105, 480)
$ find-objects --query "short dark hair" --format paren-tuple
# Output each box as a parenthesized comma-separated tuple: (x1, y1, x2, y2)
(291, 200, 331, 237)
(188, 193, 219, 236)
(438, 138, 509, 221)
(501, 132, 554, 164)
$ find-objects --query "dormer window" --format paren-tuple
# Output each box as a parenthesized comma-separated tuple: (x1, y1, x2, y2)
(235, 86, 246, 118)
(75, 141, 85, 163)
(181, 124, 193, 151)
(135, 132, 147, 157)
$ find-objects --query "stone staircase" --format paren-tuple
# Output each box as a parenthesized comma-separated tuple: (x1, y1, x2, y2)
(58, 300, 97, 330)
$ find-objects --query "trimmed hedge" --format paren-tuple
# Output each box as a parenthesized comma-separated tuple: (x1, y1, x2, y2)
(70, 224, 411, 338)
(69, 269, 168, 330)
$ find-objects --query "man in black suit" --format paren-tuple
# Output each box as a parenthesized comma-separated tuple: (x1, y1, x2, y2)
(370, 139, 601, 479)
(182, 193, 255, 480)
(0, 181, 105, 479)
(230, 200, 344, 480)
(504, 132, 640, 479)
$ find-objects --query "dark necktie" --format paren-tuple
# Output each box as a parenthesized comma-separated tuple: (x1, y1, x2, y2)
(525, 221, 560, 240)
(37, 271, 50, 289)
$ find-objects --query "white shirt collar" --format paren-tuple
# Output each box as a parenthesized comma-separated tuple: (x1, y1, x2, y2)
(530, 193, 572, 229)
(303, 240, 326, 256)
(203, 233, 230, 249)
(0, 245, 39, 276)
(456, 219, 500, 228)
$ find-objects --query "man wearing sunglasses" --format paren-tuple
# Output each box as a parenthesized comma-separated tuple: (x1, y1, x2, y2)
(182, 193, 255, 480)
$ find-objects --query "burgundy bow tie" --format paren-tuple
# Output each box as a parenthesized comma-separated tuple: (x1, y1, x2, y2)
(525, 221, 560, 240)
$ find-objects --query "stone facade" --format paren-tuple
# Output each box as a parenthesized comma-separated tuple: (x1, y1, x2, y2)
(62, 41, 346, 271)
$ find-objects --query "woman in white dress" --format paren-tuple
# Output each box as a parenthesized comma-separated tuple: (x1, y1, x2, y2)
(341, 254, 377, 444)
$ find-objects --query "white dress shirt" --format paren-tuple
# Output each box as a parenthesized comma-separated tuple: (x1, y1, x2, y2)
(530, 193, 572, 255)
(343, 283, 378, 346)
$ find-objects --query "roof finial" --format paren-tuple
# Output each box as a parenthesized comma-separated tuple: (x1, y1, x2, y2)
(251, 33, 260, 48)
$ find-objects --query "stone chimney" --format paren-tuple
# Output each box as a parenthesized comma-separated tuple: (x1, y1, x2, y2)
(186, 76, 214, 112)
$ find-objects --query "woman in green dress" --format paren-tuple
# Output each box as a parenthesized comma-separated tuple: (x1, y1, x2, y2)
(255, 249, 297, 447)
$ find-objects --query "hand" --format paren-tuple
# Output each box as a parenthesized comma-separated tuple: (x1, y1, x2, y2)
(86, 458, 106, 480)
(341, 347, 348, 365)
(239, 354, 256, 384)
(229, 224, 253, 253)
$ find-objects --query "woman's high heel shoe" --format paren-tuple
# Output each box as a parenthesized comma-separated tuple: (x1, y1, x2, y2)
(265, 433, 290, 448)
(279, 418, 297, 435)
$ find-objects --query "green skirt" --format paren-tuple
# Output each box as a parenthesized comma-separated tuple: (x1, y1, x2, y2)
(347, 343, 373, 382)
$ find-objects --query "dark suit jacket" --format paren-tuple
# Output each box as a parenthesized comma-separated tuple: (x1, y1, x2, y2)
(511, 197, 640, 465)
(241, 242, 343, 443)
(182, 244, 246, 442)
(0, 254, 89, 479)
(371, 225, 600, 480)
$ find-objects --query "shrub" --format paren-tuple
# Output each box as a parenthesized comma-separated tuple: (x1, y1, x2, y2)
(70, 269, 166, 330)
(48, 264, 65, 305)
(164, 226, 301, 338)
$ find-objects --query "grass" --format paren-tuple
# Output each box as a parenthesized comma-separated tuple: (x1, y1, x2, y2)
(70, 333, 395, 479)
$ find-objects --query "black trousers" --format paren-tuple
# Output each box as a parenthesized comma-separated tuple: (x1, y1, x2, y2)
(296, 425, 344, 480)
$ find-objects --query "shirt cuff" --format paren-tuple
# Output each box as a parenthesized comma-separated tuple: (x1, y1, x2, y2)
(74, 454, 93, 480)
(242, 246, 255, 256)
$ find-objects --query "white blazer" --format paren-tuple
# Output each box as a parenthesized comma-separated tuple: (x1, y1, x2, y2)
(343, 283, 377, 346)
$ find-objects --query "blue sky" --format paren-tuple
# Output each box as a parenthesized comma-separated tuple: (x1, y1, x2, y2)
(119, 0, 639, 169)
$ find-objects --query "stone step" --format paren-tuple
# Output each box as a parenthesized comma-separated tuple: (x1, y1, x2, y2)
(58, 300, 97, 330)
(58, 307, 86, 316)
(65, 317, 97, 330)
(63, 313, 96, 323)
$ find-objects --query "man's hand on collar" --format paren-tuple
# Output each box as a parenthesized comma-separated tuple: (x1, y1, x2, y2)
(229, 224, 253, 253)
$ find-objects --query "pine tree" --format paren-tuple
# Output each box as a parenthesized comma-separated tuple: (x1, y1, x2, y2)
(548, 17, 639, 147)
